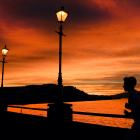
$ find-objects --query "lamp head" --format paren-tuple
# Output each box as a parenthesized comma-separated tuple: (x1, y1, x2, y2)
(56, 6, 68, 22)
(2, 45, 8, 56)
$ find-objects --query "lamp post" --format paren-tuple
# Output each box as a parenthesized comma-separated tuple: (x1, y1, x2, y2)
(0, 45, 8, 112)
(56, 6, 68, 103)
(47, 7, 72, 124)
(1, 45, 8, 88)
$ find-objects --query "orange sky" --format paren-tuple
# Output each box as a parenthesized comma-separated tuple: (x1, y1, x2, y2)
(0, 0, 140, 95)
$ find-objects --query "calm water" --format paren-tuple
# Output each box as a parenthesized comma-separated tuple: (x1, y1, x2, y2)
(8, 98, 133, 129)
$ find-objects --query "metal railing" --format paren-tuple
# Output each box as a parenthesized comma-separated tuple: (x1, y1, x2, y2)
(8, 105, 132, 119)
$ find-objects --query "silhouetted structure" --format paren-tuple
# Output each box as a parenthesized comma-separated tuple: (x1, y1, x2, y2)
(1, 45, 8, 88)
(123, 76, 140, 139)
(0, 111, 129, 140)
(0, 84, 125, 105)
(47, 103, 72, 125)
(0, 45, 8, 112)
(47, 7, 72, 124)
(0, 88, 8, 114)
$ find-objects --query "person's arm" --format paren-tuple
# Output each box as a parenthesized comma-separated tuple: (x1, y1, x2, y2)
(125, 102, 134, 110)
(124, 102, 134, 118)
(125, 102, 131, 109)
(124, 108, 133, 118)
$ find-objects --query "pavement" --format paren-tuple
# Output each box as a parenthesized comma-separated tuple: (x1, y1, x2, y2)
(0, 111, 130, 140)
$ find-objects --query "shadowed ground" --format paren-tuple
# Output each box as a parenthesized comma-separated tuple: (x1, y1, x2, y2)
(0, 112, 130, 140)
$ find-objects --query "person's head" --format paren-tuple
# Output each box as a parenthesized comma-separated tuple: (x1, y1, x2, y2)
(123, 76, 137, 92)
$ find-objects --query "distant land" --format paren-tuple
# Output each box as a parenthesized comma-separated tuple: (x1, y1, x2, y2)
(0, 84, 127, 105)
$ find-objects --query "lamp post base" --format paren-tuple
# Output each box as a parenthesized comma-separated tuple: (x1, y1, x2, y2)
(47, 103, 73, 125)
(0, 104, 8, 113)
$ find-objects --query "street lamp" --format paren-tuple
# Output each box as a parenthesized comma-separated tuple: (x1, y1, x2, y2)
(56, 6, 68, 103)
(47, 7, 72, 124)
(0, 45, 8, 112)
(1, 45, 8, 88)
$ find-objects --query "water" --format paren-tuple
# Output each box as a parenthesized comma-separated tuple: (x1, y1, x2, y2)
(8, 98, 133, 129)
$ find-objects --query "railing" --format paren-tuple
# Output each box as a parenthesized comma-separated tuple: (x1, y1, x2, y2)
(8, 105, 47, 111)
(8, 105, 132, 119)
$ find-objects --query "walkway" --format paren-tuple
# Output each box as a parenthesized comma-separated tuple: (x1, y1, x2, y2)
(0, 111, 129, 140)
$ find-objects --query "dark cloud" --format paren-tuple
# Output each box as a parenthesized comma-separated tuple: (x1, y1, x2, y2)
(72, 71, 140, 92)
(9, 49, 58, 64)
(98, 72, 140, 85)
(119, 0, 140, 6)
(65, 45, 140, 60)
(74, 77, 121, 85)
(0, 0, 112, 29)
(116, 0, 140, 14)
(67, 2, 111, 24)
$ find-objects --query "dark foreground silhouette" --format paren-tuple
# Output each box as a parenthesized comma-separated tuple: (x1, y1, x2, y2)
(123, 76, 140, 139)
(0, 83, 130, 139)
(0, 111, 129, 140)
(0, 84, 127, 105)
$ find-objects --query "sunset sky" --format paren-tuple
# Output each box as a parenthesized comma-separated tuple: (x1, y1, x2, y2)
(0, 0, 140, 95)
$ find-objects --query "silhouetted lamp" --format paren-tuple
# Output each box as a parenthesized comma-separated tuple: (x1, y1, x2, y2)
(56, 7, 68, 103)
(47, 7, 72, 124)
(1, 45, 8, 88)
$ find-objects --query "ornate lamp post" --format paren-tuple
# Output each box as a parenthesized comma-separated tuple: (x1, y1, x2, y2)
(56, 6, 68, 103)
(1, 45, 8, 88)
(0, 45, 8, 112)
(47, 7, 72, 124)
